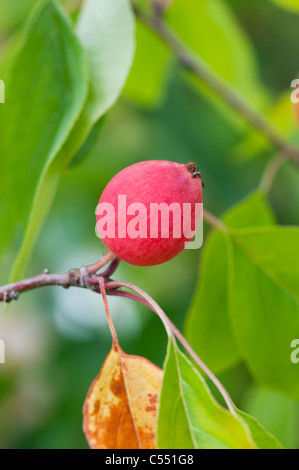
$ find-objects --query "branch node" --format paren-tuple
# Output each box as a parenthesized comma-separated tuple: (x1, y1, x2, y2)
(3, 290, 19, 303)
(67, 269, 79, 286)
(79, 266, 89, 288)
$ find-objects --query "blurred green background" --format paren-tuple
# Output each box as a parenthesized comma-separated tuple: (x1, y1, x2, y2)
(0, 0, 299, 449)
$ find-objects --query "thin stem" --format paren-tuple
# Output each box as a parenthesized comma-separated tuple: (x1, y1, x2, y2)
(203, 209, 228, 232)
(259, 153, 287, 194)
(86, 251, 114, 274)
(108, 289, 151, 308)
(167, 320, 236, 415)
(100, 256, 121, 278)
(132, 3, 299, 164)
(106, 281, 173, 337)
(105, 282, 236, 415)
(99, 277, 118, 344)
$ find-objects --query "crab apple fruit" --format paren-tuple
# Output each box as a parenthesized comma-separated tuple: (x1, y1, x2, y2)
(96, 160, 203, 266)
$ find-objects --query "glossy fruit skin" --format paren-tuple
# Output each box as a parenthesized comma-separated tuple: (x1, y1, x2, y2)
(97, 160, 203, 266)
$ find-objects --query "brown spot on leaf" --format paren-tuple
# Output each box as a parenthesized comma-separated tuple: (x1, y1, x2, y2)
(93, 400, 100, 415)
(110, 376, 124, 396)
(149, 394, 158, 405)
(83, 344, 163, 449)
(145, 405, 156, 413)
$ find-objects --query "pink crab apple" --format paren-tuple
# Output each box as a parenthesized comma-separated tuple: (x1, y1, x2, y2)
(96, 160, 203, 266)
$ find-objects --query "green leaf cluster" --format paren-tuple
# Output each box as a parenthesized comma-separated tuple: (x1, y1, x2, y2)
(186, 193, 299, 401)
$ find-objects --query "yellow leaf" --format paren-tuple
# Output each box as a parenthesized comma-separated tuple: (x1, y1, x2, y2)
(83, 341, 163, 449)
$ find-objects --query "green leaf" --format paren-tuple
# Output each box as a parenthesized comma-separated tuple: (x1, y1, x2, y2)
(123, 21, 171, 107)
(157, 340, 195, 449)
(228, 226, 299, 400)
(185, 193, 275, 374)
(0, 0, 88, 279)
(59, 0, 136, 166)
(69, 117, 105, 168)
(235, 409, 283, 449)
(166, 0, 266, 128)
(76, 0, 135, 123)
(158, 338, 257, 449)
(269, 0, 299, 13)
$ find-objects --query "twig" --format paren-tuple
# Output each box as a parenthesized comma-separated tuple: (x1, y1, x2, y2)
(0, 252, 116, 302)
(132, 3, 299, 164)
(203, 209, 228, 232)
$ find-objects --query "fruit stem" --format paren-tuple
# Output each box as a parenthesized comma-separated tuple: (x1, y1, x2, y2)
(107, 281, 173, 338)
(99, 277, 119, 345)
(86, 251, 115, 274)
(100, 257, 121, 278)
(203, 210, 228, 233)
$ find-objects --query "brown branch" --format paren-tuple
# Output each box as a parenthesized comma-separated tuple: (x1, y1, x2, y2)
(132, 3, 299, 164)
(0, 252, 117, 303)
